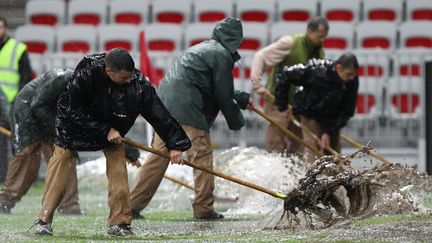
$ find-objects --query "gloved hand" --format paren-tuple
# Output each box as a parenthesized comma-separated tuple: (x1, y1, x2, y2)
(125, 144, 141, 167)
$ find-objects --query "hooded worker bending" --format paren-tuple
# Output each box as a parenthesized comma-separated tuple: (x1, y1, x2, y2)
(130, 18, 254, 221)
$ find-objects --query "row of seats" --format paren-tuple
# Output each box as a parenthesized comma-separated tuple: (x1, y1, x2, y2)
(26, 0, 432, 26)
(26, 48, 427, 119)
(14, 21, 432, 57)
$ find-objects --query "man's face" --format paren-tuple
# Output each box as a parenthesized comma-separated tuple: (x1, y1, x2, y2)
(306, 24, 328, 46)
(336, 64, 357, 81)
(0, 21, 6, 40)
(106, 68, 133, 85)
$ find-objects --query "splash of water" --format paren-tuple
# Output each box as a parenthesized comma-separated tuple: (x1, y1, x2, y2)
(213, 147, 308, 215)
(76, 147, 308, 214)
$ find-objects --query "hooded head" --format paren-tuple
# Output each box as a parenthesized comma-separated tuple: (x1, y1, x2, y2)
(211, 18, 244, 54)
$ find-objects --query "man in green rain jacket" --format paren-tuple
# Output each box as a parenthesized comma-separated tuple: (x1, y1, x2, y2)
(130, 18, 254, 220)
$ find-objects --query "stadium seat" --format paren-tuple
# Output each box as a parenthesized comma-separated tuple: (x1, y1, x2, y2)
(323, 22, 354, 51)
(363, 0, 403, 22)
(29, 54, 45, 78)
(14, 25, 55, 54)
(399, 21, 432, 49)
(25, 0, 65, 26)
(356, 22, 397, 51)
(109, 0, 149, 25)
(240, 23, 268, 51)
(194, 0, 233, 22)
(98, 24, 140, 51)
(152, 0, 191, 24)
(143, 24, 183, 52)
(393, 49, 432, 77)
(232, 50, 254, 80)
(236, 0, 276, 23)
(354, 51, 390, 78)
(270, 22, 306, 41)
(406, 0, 432, 21)
(276, 0, 317, 22)
(233, 78, 252, 92)
(68, 0, 108, 26)
(184, 23, 214, 47)
(56, 25, 97, 53)
(321, 0, 360, 23)
(355, 77, 381, 117)
(387, 77, 422, 118)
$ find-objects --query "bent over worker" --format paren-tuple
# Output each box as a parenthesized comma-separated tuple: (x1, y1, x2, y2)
(30, 48, 191, 237)
(275, 53, 359, 164)
(130, 18, 254, 220)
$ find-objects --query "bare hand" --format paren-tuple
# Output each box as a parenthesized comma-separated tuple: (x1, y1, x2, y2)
(256, 86, 271, 97)
(169, 150, 183, 165)
(246, 97, 255, 111)
(107, 128, 122, 144)
(319, 133, 330, 149)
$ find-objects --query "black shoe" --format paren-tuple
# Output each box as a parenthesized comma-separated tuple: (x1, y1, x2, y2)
(132, 210, 144, 220)
(107, 224, 134, 236)
(0, 203, 11, 214)
(193, 212, 224, 220)
(28, 219, 53, 236)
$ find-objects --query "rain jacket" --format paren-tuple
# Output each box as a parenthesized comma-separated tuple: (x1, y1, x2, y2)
(157, 18, 250, 131)
(10, 69, 142, 161)
(10, 69, 73, 152)
(0, 88, 9, 129)
(56, 53, 191, 151)
(275, 58, 358, 134)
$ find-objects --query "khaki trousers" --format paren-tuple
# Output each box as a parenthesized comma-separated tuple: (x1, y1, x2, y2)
(264, 102, 302, 155)
(39, 144, 131, 226)
(0, 137, 79, 211)
(301, 116, 341, 164)
(130, 124, 215, 218)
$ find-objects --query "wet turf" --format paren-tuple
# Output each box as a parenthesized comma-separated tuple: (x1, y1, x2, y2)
(1, 181, 432, 242)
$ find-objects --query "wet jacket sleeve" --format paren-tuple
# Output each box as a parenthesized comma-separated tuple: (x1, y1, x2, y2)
(233, 90, 250, 110)
(67, 59, 111, 138)
(275, 63, 313, 112)
(30, 75, 66, 132)
(323, 78, 359, 134)
(139, 80, 191, 151)
(0, 90, 10, 129)
(212, 53, 245, 130)
(18, 51, 33, 90)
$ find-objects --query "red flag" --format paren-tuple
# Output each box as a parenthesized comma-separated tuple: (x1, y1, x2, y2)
(139, 31, 159, 86)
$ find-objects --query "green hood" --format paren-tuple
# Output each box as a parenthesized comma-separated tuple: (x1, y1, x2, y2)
(211, 18, 244, 55)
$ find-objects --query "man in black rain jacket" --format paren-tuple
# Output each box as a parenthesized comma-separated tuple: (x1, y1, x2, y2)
(275, 52, 359, 164)
(31, 48, 191, 237)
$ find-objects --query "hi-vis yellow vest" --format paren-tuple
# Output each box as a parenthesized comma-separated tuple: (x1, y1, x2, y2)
(0, 38, 27, 103)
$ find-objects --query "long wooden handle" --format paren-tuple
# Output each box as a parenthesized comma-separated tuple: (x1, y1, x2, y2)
(0, 126, 11, 137)
(266, 94, 391, 164)
(163, 175, 194, 191)
(291, 119, 339, 155)
(252, 107, 324, 157)
(339, 134, 391, 164)
(123, 138, 287, 199)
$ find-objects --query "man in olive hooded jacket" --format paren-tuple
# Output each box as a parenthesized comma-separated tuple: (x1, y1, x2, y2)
(130, 18, 254, 220)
